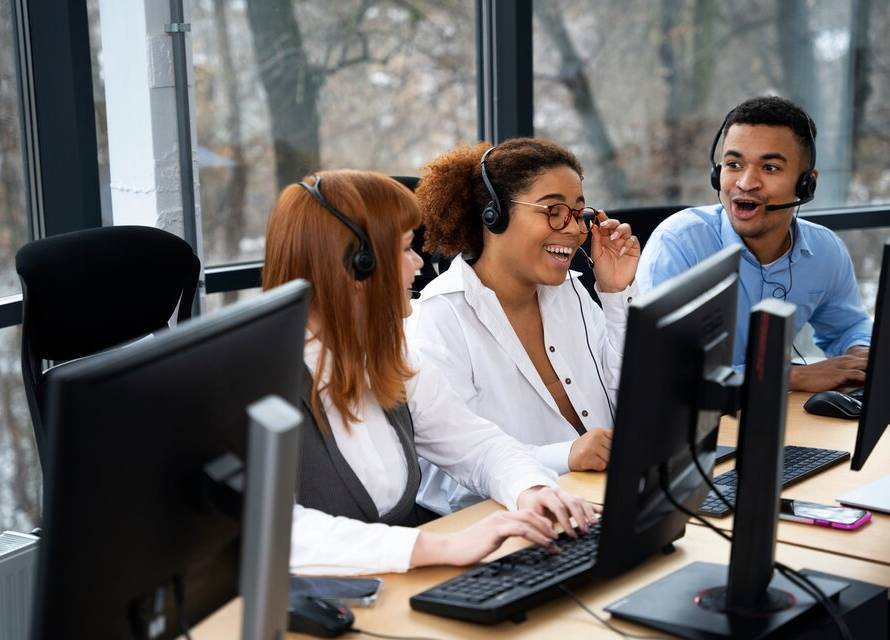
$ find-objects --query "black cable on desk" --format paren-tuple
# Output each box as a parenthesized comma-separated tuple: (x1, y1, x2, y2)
(662, 461, 853, 640)
(557, 584, 666, 639)
(349, 627, 442, 640)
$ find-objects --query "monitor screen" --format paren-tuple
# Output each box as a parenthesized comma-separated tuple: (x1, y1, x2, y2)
(31, 280, 310, 639)
(594, 245, 740, 578)
(852, 239, 890, 470)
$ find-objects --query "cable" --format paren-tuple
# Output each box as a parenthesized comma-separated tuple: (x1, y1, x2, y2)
(172, 575, 193, 640)
(557, 584, 666, 639)
(658, 466, 732, 543)
(350, 628, 443, 640)
(775, 562, 853, 640)
(678, 452, 853, 639)
(568, 273, 617, 424)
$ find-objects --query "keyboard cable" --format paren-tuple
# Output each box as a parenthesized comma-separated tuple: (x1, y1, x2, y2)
(349, 628, 442, 640)
(556, 584, 667, 639)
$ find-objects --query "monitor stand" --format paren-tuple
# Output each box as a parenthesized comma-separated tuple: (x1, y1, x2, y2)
(609, 301, 853, 639)
(838, 474, 890, 514)
(606, 561, 847, 640)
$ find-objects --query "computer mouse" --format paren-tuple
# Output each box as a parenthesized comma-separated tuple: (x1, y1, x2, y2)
(287, 594, 354, 637)
(803, 390, 861, 420)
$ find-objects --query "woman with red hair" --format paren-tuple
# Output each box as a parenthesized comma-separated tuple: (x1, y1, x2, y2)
(264, 170, 596, 575)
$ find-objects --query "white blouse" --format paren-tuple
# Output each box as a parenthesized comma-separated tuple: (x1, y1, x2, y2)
(290, 337, 559, 575)
(406, 256, 636, 515)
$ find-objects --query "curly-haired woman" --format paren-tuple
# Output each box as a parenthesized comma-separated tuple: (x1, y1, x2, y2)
(407, 138, 640, 515)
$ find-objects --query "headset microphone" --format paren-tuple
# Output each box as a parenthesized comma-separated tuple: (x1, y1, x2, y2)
(764, 194, 814, 211)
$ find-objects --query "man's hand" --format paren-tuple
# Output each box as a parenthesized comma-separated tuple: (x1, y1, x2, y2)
(789, 351, 868, 392)
(567, 428, 611, 472)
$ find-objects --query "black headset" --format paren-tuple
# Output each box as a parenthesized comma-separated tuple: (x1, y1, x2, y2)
(298, 175, 376, 280)
(480, 146, 510, 234)
(709, 109, 817, 211)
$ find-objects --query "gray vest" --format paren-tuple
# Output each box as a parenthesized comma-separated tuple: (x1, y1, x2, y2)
(297, 366, 423, 527)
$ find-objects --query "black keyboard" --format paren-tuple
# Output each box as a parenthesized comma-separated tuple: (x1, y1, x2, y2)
(698, 445, 850, 517)
(410, 521, 602, 624)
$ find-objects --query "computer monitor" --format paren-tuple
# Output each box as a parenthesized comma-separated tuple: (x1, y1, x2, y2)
(608, 286, 848, 639)
(594, 245, 742, 578)
(851, 239, 890, 471)
(838, 239, 890, 515)
(30, 280, 311, 639)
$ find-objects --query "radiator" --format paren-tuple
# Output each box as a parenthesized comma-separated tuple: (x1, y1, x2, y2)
(0, 531, 39, 640)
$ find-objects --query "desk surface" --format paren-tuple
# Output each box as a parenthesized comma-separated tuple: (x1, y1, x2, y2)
(713, 392, 890, 567)
(194, 392, 890, 638)
(561, 392, 890, 567)
(195, 501, 890, 639)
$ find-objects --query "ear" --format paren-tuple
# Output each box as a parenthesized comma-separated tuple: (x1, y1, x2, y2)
(810, 168, 820, 180)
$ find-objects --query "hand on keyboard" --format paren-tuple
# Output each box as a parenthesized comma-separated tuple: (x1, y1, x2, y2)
(516, 486, 600, 540)
(410, 510, 560, 568)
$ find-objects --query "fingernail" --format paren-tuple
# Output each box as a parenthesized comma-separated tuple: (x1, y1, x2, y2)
(619, 246, 627, 256)
(610, 232, 619, 241)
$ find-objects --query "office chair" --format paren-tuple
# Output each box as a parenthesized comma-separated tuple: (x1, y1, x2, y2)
(15, 225, 200, 470)
(391, 176, 452, 294)
(571, 204, 688, 304)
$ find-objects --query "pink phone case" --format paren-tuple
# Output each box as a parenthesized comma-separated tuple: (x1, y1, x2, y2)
(780, 510, 872, 530)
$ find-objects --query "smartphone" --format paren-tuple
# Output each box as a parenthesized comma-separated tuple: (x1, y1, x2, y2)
(779, 499, 871, 530)
(289, 576, 383, 607)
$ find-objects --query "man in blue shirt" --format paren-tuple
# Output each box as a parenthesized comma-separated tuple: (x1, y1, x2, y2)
(638, 96, 872, 392)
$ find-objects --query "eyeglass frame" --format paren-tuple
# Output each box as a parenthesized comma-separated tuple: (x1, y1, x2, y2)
(509, 200, 600, 232)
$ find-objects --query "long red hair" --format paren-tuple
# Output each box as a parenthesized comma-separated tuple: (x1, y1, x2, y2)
(263, 170, 421, 428)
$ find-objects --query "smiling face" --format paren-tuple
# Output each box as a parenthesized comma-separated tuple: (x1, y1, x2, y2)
(719, 123, 808, 243)
(490, 164, 588, 287)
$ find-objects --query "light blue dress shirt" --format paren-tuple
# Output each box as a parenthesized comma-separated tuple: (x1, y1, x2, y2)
(637, 204, 872, 370)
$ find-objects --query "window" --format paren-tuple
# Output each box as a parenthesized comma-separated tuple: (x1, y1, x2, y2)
(533, 0, 890, 210)
(0, 0, 28, 296)
(0, 0, 40, 532)
(189, 0, 478, 267)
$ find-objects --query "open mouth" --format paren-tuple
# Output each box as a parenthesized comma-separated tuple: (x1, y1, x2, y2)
(544, 244, 574, 265)
(731, 198, 763, 220)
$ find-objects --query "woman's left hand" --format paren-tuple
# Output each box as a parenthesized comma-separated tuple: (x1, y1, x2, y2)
(516, 486, 601, 538)
(588, 210, 639, 292)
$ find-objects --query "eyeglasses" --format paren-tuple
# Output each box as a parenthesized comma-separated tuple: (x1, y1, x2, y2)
(510, 200, 598, 232)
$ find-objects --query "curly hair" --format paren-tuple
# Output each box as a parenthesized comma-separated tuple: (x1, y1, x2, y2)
(417, 138, 584, 258)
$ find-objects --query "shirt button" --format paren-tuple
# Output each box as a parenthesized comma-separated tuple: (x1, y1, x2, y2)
(565, 378, 572, 384)
(581, 410, 589, 417)
(549, 346, 555, 352)
(627, 296, 633, 304)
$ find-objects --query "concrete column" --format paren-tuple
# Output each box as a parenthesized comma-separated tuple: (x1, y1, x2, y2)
(98, 0, 204, 265)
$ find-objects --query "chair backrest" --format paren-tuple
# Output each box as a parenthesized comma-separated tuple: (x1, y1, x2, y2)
(391, 176, 453, 293)
(15, 225, 200, 467)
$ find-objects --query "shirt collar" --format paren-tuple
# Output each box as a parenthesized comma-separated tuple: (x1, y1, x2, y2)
(418, 254, 582, 306)
(717, 204, 813, 266)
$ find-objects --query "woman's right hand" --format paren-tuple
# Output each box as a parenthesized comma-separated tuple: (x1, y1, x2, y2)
(409, 510, 560, 568)
(568, 427, 612, 472)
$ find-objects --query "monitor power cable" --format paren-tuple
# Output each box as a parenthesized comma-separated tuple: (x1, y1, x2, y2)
(173, 575, 193, 640)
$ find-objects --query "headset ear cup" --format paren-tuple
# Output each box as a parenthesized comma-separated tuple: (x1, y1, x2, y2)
(352, 249, 376, 281)
(796, 172, 817, 201)
(710, 164, 722, 191)
(481, 203, 500, 230)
